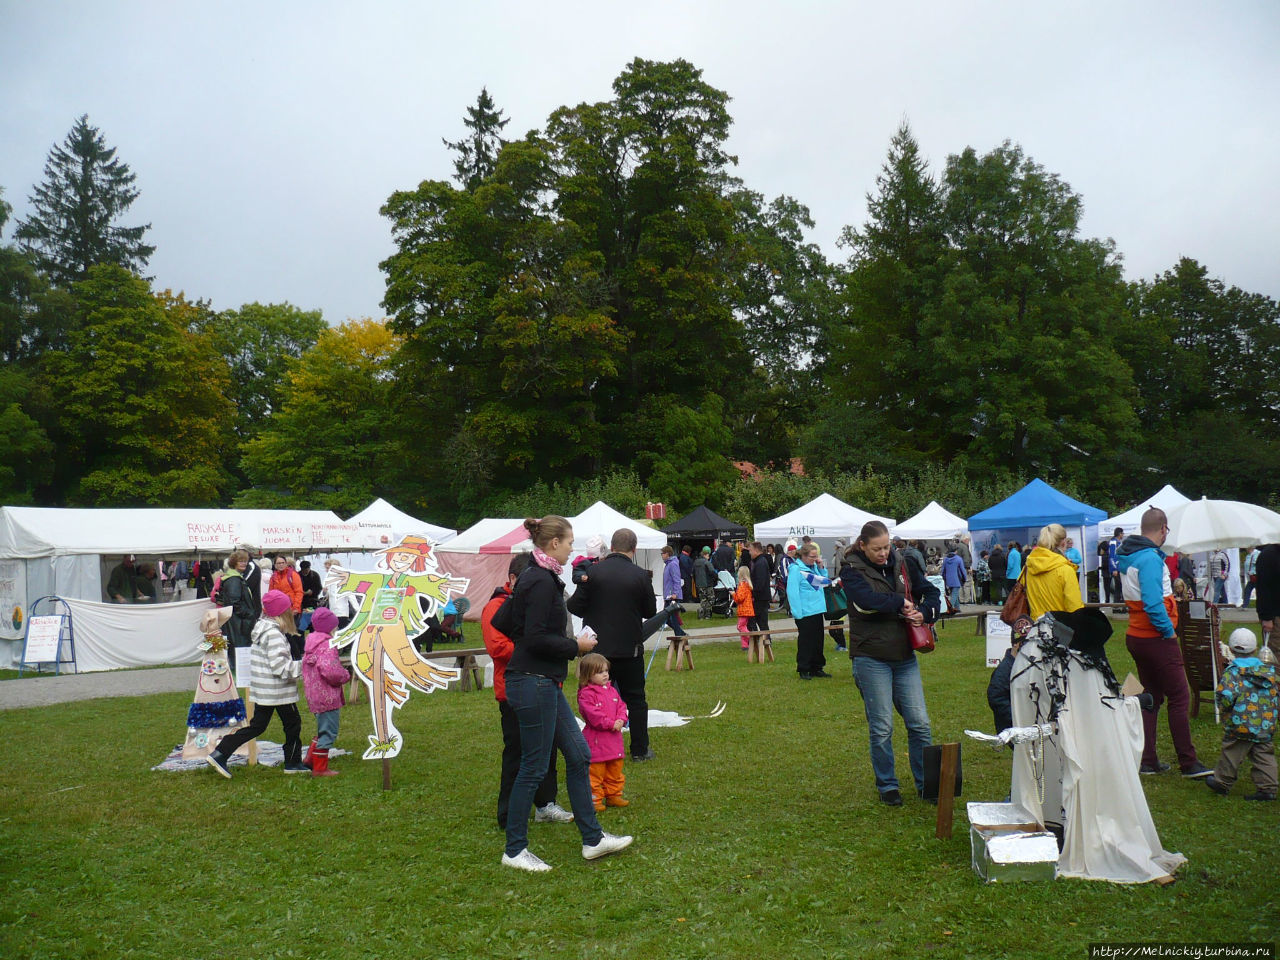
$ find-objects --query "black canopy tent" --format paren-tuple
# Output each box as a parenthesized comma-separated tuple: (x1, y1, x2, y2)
(661, 506, 748, 546)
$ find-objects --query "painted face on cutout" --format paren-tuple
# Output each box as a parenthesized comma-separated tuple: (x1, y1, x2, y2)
(197, 658, 234, 695)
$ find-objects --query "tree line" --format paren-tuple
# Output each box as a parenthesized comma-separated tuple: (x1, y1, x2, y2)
(3, 61, 1277, 529)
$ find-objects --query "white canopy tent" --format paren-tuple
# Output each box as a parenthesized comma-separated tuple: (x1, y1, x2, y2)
(755, 493, 895, 541)
(346, 497, 455, 547)
(893, 501, 968, 541)
(754, 493, 896, 567)
(1102, 484, 1191, 533)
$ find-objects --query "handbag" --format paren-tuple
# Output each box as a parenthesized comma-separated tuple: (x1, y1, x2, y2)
(901, 568, 936, 653)
(1000, 568, 1030, 627)
(824, 584, 847, 618)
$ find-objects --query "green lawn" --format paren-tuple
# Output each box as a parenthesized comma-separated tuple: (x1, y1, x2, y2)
(1, 624, 1276, 960)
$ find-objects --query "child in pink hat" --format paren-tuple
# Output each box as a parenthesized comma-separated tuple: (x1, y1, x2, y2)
(301, 607, 350, 776)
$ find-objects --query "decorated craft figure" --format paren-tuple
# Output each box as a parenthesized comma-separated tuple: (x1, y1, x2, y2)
(181, 606, 247, 759)
(326, 536, 469, 759)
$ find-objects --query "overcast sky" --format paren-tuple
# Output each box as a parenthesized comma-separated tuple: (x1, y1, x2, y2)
(2, 1, 1277, 324)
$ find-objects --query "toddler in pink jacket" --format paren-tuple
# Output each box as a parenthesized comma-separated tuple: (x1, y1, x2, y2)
(301, 607, 351, 777)
(576, 653, 629, 811)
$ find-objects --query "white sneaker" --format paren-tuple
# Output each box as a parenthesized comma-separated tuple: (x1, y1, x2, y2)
(582, 832, 633, 861)
(501, 848, 552, 872)
(534, 802, 574, 823)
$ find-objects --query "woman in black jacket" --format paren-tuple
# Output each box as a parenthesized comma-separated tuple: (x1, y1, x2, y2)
(840, 521, 941, 806)
(500, 515, 632, 872)
(218, 549, 257, 681)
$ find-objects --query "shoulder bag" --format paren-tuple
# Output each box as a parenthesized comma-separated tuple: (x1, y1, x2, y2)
(902, 567, 936, 653)
(1000, 567, 1030, 627)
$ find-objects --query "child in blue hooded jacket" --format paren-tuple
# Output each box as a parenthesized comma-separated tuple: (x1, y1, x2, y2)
(1205, 629, 1278, 801)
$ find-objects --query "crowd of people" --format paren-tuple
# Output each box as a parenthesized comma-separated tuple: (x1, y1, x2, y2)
(182, 512, 1277, 877)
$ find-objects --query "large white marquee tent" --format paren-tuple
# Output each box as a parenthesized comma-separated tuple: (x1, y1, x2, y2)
(0, 505, 372, 670)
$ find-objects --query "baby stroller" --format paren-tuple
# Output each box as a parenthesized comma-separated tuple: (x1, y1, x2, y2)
(711, 570, 737, 617)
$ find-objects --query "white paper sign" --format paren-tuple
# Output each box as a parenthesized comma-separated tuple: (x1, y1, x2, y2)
(24, 615, 63, 662)
(235, 646, 253, 685)
(985, 615, 1012, 667)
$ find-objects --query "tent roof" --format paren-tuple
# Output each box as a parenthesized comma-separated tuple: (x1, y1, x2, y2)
(435, 518, 527, 555)
(1103, 484, 1191, 532)
(661, 505, 748, 540)
(754, 492, 895, 540)
(347, 497, 455, 545)
(438, 502, 667, 556)
(0, 506, 364, 559)
(893, 501, 968, 540)
(570, 501, 667, 550)
(967, 479, 1107, 531)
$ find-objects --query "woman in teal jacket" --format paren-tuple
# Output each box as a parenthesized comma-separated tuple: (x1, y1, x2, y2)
(787, 543, 833, 679)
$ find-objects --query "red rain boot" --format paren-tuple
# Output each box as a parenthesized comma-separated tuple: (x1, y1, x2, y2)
(304, 738, 319, 769)
(311, 747, 338, 776)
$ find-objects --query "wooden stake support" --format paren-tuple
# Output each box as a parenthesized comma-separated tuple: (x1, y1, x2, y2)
(934, 742, 959, 839)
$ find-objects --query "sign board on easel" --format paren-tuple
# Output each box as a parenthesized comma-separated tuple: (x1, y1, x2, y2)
(24, 616, 63, 662)
(19, 598, 77, 676)
(985, 615, 1012, 667)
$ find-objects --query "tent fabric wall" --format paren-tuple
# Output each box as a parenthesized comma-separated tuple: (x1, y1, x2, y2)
(62, 597, 207, 672)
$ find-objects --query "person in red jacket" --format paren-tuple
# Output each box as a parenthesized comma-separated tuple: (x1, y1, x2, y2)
(269, 555, 304, 613)
(482, 552, 571, 829)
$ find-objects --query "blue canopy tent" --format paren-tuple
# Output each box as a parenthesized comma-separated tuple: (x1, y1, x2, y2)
(968, 479, 1108, 599)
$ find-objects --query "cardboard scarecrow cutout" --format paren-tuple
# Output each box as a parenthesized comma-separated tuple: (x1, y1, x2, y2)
(326, 536, 468, 759)
(181, 606, 248, 759)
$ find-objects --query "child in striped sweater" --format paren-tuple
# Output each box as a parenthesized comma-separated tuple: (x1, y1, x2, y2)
(206, 589, 307, 777)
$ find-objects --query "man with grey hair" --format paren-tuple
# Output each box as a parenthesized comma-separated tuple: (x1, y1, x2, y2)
(568, 528, 659, 761)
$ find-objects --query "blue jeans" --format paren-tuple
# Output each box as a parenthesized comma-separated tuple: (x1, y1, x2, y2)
(666, 609, 686, 637)
(851, 655, 932, 796)
(948, 586, 963, 609)
(314, 709, 340, 749)
(503, 672, 603, 857)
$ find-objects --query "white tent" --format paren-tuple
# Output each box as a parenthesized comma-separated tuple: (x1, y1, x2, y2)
(1103, 484, 1191, 532)
(347, 497, 455, 547)
(433, 503, 668, 621)
(0, 505, 365, 665)
(0, 506, 362, 559)
(893, 501, 968, 541)
(754, 492, 895, 541)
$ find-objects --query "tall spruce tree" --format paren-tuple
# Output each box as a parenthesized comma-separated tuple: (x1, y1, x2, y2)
(442, 88, 510, 191)
(15, 115, 154, 287)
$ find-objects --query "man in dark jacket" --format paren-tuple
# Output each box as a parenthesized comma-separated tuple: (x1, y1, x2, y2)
(749, 542, 772, 634)
(567, 528, 659, 761)
(713, 540, 736, 575)
(678, 545, 694, 602)
(1255, 543, 1280, 659)
(988, 544, 1007, 603)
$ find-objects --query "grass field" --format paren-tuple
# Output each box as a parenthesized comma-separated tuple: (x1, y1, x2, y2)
(1, 622, 1276, 960)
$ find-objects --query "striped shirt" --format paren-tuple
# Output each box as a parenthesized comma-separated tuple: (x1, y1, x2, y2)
(247, 619, 300, 706)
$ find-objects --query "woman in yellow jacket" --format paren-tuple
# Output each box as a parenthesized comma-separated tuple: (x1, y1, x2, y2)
(1024, 523, 1084, 619)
